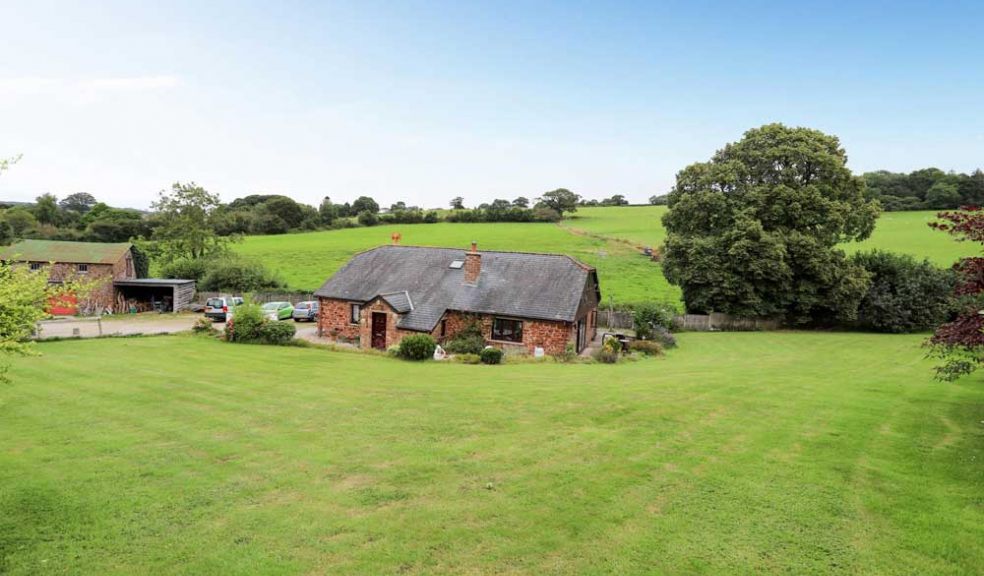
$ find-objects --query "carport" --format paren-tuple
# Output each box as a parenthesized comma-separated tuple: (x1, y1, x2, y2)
(113, 279, 196, 313)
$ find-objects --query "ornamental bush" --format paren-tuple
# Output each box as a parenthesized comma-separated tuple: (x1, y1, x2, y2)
(632, 302, 677, 339)
(399, 334, 437, 361)
(444, 323, 486, 355)
(629, 340, 664, 356)
(480, 347, 503, 365)
(258, 321, 296, 345)
(850, 251, 955, 333)
(224, 300, 265, 343)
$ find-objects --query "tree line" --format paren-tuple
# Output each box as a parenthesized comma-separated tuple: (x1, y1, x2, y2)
(862, 168, 984, 211)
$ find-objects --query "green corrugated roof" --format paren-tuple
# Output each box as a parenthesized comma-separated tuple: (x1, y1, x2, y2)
(1, 239, 131, 264)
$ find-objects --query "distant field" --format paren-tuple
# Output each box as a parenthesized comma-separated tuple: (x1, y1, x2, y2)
(3, 332, 981, 574)
(565, 206, 977, 266)
(236, 222, 680, 305)
(236, 208, 976, 305)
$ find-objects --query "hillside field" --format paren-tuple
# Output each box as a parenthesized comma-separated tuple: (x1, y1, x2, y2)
(2, 333, 982, 574)
(236, 208, 976, 305)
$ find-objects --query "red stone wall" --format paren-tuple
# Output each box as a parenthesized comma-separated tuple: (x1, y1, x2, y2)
(318, 298, 362, 343)
(438, 310, 573, 355)
(25, 257, 132, 314)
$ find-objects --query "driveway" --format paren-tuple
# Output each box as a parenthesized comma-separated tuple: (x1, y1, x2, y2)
(35, 313, 322, 342)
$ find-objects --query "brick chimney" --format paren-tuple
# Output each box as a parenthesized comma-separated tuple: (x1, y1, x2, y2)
(463, 241, 481, 284)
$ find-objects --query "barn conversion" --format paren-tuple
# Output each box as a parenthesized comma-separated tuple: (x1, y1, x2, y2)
(315, 243, 600, 355)
(1, 239, 195, 314)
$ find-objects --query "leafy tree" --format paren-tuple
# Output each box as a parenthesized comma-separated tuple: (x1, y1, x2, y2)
(4, 208, 36, 236)
(850, 251, 955, 333)
(390, 201, 407, 212)
(262, 196, 305, 229)
(926, 207, 984, 380)
(662, 123, 879, 323)
(319, 197, 339, 225)
(602, 194, 629, 206)
(357, 210, 379, 226)
(537, 188, 580, 216)
(151, 182, 230, 263)
(649, 194, 667, 205)
(33, 194, 59, 225)
(352, 196, 379, 215)
(59, 192, 98, 213)
(925, 181, 961, 209)
(450, 196, 465, 210)
(0, 219, 11, 245)
(512, 196, 529, 208)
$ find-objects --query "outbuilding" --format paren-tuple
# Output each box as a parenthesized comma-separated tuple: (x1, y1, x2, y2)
(113, 278, 197, 313)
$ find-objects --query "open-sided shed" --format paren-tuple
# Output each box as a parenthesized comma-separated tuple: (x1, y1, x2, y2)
(113, 279, 196, 313)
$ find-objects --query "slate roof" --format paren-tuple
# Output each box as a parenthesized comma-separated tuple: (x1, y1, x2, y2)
(1, 239, 131, 264)
(315, 245, 597, 332)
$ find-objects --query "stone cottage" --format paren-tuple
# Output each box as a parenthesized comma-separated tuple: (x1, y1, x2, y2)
(314, 242, 600, 355)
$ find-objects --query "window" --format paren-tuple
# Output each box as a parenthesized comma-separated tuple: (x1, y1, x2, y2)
(29, 262, 43, 272)
(350, 303, 361, 324)
(77, 263, 89, 274)
(492, 318, 523, 343)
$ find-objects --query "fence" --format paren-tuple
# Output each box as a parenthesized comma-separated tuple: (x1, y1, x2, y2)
(195, 291, 316, 304)
(602, 309, 780, 332)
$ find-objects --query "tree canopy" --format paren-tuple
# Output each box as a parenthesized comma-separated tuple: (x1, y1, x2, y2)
(150, 182, 229, 263)
(661, 123, 880, 323)
(537, 188, 580, 215)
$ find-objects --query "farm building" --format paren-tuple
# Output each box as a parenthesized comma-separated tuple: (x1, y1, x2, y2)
(315, 242, 600, 355)
(1, 239, 195, 314)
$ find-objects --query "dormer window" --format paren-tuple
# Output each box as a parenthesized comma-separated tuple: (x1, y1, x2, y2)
(77, 263, 89, 274)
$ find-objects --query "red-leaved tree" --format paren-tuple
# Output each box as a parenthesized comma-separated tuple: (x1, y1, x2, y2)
(928, 206, 984, 380)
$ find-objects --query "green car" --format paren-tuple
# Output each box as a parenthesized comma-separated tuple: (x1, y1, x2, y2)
(262, 301, 294, 321)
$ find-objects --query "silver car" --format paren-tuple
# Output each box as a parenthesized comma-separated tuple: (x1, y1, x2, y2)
(292, 300, 319, 322)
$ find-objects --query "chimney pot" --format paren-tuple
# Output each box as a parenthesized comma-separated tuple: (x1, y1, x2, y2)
(470, 241, 477, 252)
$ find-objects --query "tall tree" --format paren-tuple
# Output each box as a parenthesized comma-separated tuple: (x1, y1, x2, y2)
(151, 182, 229, 263)
(661, 123, 879, 323)
(33, 194, 59, 225)
(512, 196, 529, 208)
(319, 197, 338, 225)
(450, 196, 465, 210)
(351, 196, 379, 214)
(59, 192, 98, 213)
(537, 188, 580, 216)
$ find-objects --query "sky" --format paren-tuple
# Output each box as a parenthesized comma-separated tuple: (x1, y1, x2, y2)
(1, 0, 982, 209)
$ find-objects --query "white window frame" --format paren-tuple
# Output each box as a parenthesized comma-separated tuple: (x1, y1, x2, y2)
(77, 263, 89, 274)
(350, 303, 361, 324)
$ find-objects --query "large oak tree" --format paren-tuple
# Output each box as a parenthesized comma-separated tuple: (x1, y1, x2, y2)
(661, 124, 880, 323)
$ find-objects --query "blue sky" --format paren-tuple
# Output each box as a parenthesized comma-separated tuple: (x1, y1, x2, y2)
(1, 0, 982, 209)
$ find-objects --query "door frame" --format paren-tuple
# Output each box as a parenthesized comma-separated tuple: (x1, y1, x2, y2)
(371, 312, 387, 350)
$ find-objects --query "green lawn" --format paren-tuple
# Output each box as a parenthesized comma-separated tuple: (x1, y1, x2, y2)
(235, 208, 975, 308)
(2, 334, 982, 574)
(235, 222, 680, 305)
(564, 206, 977, 266)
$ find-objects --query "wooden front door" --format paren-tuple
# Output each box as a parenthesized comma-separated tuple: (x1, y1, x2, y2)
(371, 312, 387, 350)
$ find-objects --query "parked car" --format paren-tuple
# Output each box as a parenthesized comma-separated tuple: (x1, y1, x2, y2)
(204, 296, 243, 322)
(292, 300, 320, 322)
(262, 301, 294, 321)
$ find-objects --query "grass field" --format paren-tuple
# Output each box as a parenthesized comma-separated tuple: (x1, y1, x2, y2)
(1, 334, 981, 574)
(236, 222, 681, 305)
(236, 208, 976, 307)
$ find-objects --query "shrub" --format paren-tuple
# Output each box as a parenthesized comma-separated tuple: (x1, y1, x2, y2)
(357, 210, 379, 227)
(161, 257, 209, 283)
(258, 321, 296, 345)
(453, 353, 481, 364)
(594, 349, 619, 364)
(386, 345, 401, 358)
(629, 340, 664, 356)
(199, 259, 285, 292)
(850, 251, 956, 333)
(224, 299, 265, 343)
(192, 317, 216, 334)
(444, 323, 486, 354)
(399, 334, 436, 360)
(557, 342, 577, 363)
(480, 347, 503, 365)
(632, 302, 677, 339)
(650, 325, 678, 349)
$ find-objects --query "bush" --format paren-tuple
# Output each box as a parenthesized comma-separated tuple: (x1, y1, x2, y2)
(444, 323, 486, 354)
(199, 259, 285, 292)
(161, 258, 209, 283)
(632, 302, 676, 339)
(594, 349, 619, 364)
(558, 342, 577, 363)
(480, 347, 503, 365)
(224, 300, 265, 343)
(850, 251, 956, 333)
(399, 334, 437, 360)
(386, 345, 401, 358)
(357, 210, 379, 227)
(258, 321, 296, 345)
(192, 316, 216, 334)
(650, 325, 678, 349)
(629, 340, 663, 356)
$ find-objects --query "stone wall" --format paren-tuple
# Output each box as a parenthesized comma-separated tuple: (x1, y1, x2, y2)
(440, 310, 573, 355)
(317, 298, 361, 342)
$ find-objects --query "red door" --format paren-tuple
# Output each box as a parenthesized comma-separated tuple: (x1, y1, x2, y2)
(371, 312, 387, 350)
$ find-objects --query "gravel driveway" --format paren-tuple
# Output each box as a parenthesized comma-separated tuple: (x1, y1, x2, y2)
(36, 313, 322, 342)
